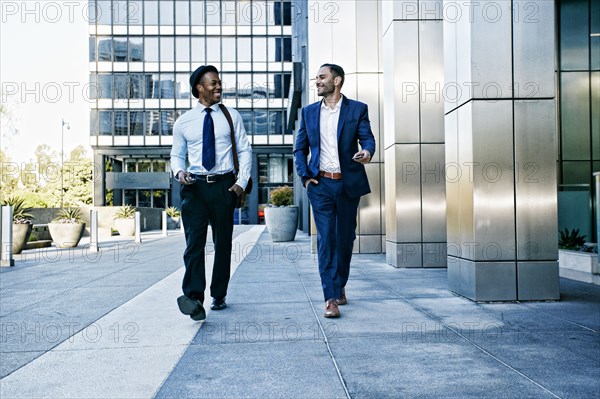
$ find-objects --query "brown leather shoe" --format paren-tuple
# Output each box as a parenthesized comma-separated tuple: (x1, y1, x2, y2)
(337, 287, 347, 305)
(324, 299, 340, 318)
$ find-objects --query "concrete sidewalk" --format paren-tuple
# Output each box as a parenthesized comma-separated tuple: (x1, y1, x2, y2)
(1, 227, 599, 398)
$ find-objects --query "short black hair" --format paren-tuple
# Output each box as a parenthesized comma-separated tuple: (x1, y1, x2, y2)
(320, 63, 345, 87)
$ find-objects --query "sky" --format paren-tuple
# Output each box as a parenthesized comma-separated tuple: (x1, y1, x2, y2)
(1, 0, 90, 165)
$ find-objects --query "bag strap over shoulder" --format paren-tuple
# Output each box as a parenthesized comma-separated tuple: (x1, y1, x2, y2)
(219, 104, 239, 173)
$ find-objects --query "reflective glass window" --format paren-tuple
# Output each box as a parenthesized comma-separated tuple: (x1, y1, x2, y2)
(254, 110, 268, 135)
(239, 110, 253, 134)
(191, 37, 206, 63)
(139, 190, 151, 207)
(153, 190, 166, 208)
(128, 1, 143, 25)
(160, 0, 174, 25)
(113, 38, 128, 61)
(112, 1, 127, 25)
(175, 0, 190, 25)
(125, 159, 137, 172)
(275, 37, 291, 62)
(561, 72, 590, 160)
(206, 38, 220, 62)
(160, 74, 175, 99)
(90, 110, 98, 136)
(124, 190, 136, 205)
(89, 74, 98, 100)
(144, 1, 159, 25)
(128, 37, 143, 61)
(152, 160, 166, 172)
(223, 37, 236, 62)
(160, 37, 175, 63)
(220, 73, 235, 99)
(146, 111, 160, 135)
(89, 37, 97, 62)
(99, 111, 113, 135)
(269, 110, 284, 135)
(206, 1, 220, 25)
(114, 74, 130, 99)
(114, 111, 128, 135)
(592, 0, 600, 70)
(97, 38, 112, 61)
(98, 74, 113, 98)
(96, 0, 112, 24)
(139, 160, 151, 172)
(562, 161, 592, 185)
(176, 37, 190, 62)
(145, 37, 159, 62)
(252, 37, 267, 62)
(238, 37, 251, 62)
(273, 72, 291, 98)
(560, 0, 589, 70)
(146, 74, 160, 98)
(176, 74, 190, 99)
(221, 1, 237, 25)
(253, 74, 268, 99)
(160, 111, 175, 135)
(130, 111, 144, 135)
(274, 1, 291, 26)
(190, 1, 206, 26)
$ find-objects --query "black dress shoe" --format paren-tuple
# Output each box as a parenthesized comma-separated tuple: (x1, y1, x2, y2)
(211, 298, 227, 310)
(177, 295, 206, 321)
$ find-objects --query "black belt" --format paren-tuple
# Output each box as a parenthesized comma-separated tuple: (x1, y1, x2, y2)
(191, 172, 235, 183)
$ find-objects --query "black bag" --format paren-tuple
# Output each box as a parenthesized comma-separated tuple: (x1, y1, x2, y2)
(219, 104, 252, 208)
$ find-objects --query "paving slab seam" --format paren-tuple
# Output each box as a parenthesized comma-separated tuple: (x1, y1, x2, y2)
(293, 258, 352, 399)
(354, 268, 564, 399)
(518, 302, 599, 333)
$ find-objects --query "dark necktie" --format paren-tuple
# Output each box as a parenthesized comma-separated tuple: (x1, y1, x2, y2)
(202, 108, 216, 171)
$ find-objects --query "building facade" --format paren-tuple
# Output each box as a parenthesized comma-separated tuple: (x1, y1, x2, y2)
(89, 0, 295, 223)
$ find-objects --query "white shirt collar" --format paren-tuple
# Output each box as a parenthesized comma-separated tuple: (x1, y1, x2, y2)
(320, 95, 343, 111)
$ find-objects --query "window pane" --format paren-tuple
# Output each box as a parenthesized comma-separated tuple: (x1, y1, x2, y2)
(239, 110, 253, 134)
(128, 37, 143, 61)
(254, 110, 268, 135)
(190, 1, 206, 26)
(89, 74, 98, 100)
(561, 72, 590, 160)
(125, 159, 136, 172)
(147, 73, 160, 98)
(206, 37, 220, 62)
(152, 160, 166, 172)
(238, 37, 251, 62)
(153, 190, 166, 208)
(98, 38, 112, 61)
(139, 190, 151, 207)
(175, 0, 190, 25)
(160, 0, 174, 25)
(138, 161, 151, 172)
(90, 110, 98, 136)
(222, 1, 237, 25)
(113, 38, 128, 61)
(253, 37, 267, 62)
(146, 111, 160, 135)
(191, 37, 205, 63)
(220, 73, 235, 99)
(145, 37, 159, 62)
(113, 1, 127, 25)
(114, 111, 128, 135)
(97, 0, 112, 24)
(176, 73, 190, 99)
(89, 37, 96, 62)
(160, 74, 175, 99)
(114, 74, 129, 99)
(98, 74, 113, 98)
(144, 1, 158, 25)
(222, 37, 235, 62)
(562, 161, 592, 185)
(99, 111, 113, 135)
(592, 0, 599, 70)
(130, 73, 144, 98)
(269, 110, 283, 135)
(124, 189, 136, 206)
(269, 156, 284, 183)
(258, 155, 268, 183)
(206, 1, 220, 25)
(160, 111, 175, 135)
(160, 37, 174, 62)
(560, 0, 589, 70)
(130, 111, 144, 135)
(176, 37, 190, 62)
(128, 1, 143, 25)
(593, 72, 599, 160)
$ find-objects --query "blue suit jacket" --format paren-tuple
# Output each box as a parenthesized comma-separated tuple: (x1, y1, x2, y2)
(294, 96, 376, 198)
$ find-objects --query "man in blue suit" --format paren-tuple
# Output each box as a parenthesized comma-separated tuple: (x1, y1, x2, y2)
(294, 64, 376, 318)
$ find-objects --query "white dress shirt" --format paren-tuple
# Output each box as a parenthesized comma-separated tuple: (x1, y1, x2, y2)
(319, 96, 343, 173)
(170, 102, 252, 189)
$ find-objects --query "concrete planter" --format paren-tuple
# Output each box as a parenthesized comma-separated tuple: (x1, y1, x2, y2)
(12, 223, 33, 254)
(264, 206, 298, 242)
(48, 223, 85, 248)
(167, 216, 180, 229)
(559, 249, 599, 275)
(114, 218, 135, 236)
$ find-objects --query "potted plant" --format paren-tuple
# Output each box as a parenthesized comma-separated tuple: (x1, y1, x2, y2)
(114, 205, 136, 236)
(1, 196, 34, 254)
(166, 206, 181, 229)
(558, 228, 599, 275)
(48, 208, 86, 248)
(264, 186, 298, 242)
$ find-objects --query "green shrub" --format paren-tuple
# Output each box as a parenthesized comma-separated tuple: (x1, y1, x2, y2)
(115, 205, 136, 219)
(269, 186, 294, 207)
(558, 228, 586, 250)
(1, 195, 34, 224)
(53, 208, 83, 224)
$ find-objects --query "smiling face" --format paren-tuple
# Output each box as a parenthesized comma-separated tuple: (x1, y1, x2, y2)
(196, 71, 222, 107)
(315, 66, 341, 98)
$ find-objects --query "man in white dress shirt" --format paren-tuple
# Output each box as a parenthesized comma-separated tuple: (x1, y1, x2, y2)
(171, 65, 252, 321)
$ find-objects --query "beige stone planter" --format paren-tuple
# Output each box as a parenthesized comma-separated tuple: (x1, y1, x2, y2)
(559, 249, 600, 275)
(12, 223, 33, 254)
(264, 206, 298, 242)
(114, 218, 135, 236)
(48, 223, 85, 248)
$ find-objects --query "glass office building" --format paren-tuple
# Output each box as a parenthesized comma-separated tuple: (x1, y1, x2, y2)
(89, 0, 294, 223)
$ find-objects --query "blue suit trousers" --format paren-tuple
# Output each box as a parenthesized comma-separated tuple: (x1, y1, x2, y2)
(307, 177, 360, 301)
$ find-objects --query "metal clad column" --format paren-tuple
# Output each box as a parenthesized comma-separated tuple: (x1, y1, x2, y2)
(383, 1, 446, 267)
(444, 0, 559, 301)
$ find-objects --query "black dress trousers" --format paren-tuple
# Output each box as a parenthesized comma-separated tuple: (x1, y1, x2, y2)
(180, 174, 237, 303)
